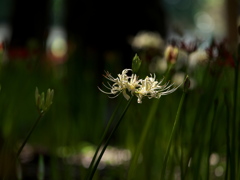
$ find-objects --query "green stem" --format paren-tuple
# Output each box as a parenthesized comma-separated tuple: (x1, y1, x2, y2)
(5, 112, 45, 180)
(224, 93, 231, 180)
(127, 99, 159, 180)
(126, 63, 176, 180)
(160, 90, 186, 180)
(164, 63, 174, 83)
(180, 93, 187, 180)
(87, 97, 133, 180)
(85, 98, 123, 180)
(231, 58, 239, 179)
(16, 112, 44, 158)
(206, 99, 218, 180)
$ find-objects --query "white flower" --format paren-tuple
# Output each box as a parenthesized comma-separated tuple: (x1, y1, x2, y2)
(135, 74, 177, 103)
(188, 50, 209, 71)
(130, 31, 164, 51)
(99, 69, 178, 103)
(126, 74, 140, 95)
(98, 69, 136, 100)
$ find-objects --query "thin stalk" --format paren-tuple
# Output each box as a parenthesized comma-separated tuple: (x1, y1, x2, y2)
(37, 155, 45, 180)
(126, 62, 176, 180)
(85, 98, 123, 180)
(224, 93, 231, 180)
(160, 89, 186, 180)
(16, 112, 44, 158)
(184, 64, 218, 178)
(127, 99, 160, 180)
(206, 99, 218, 180)
(164, 63, 174, 83)
(180, 93, 188, 180)
(16, 160, 22, 180)
(231, 58, 239, 179)
(87, 96, 133, 180)
(235, 58, 239, 176)
(2, 112, 44, 180)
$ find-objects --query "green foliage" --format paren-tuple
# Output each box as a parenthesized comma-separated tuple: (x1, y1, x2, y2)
(0, 39, 239, 180)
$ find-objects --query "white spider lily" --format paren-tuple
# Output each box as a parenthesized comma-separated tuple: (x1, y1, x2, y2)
(99, 69, 178, 103)
(135, 74, 177, 103)
(98, 69, 134, 100)
(126, 74, 140, 94)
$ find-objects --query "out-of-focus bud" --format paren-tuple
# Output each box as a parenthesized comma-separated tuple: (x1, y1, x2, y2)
(183, 76, 190, 93)
(132, 54, 142, 73)
(164, 45, 179, 64)
(35, 87, 54, 113)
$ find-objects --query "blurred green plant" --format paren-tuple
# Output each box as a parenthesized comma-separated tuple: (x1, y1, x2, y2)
(0, 27, 239, 180)
(16, 87, 54, 158)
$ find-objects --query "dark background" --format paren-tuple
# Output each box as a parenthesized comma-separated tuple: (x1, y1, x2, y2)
(1, 0, 167, 69)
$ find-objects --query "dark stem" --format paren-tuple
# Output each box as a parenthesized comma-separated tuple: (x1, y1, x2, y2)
(16, 112, 44, 158)
(85, 98, 123, 180)
(88, 97, 133, 180)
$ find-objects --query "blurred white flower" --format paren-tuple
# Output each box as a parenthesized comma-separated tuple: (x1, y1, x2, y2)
(130, 31, 165, 51)
(172, 72, 185, 87)
(188, 50, 209, 71)
(172, 72, 196, 90)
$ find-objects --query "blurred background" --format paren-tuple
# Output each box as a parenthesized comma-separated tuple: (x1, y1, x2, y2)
(0, 0, 239, 179)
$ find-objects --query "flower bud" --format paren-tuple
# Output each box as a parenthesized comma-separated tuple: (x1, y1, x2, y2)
(35, 87, 54, 113)
(164, 45, 179, 64)
(132, 54, 142, 73)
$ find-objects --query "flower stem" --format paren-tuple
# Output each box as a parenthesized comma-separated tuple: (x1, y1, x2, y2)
(127, 98, 159, 180)
(164, 63, 174, 83)
(160, 87, 186, 180)
(85, 98, 123, 180)
(232, 56, 239, 179)
(206, 99, 218, 180)
(87, 97, 133, 180)
(16, 112, 44, 158)
(224, 93, 231, 180)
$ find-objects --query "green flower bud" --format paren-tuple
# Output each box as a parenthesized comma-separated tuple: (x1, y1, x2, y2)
(132, 54, 142, 73)
(35, 87, 54, 113)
